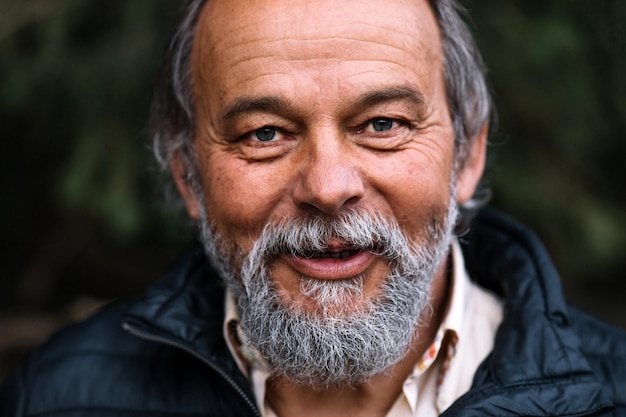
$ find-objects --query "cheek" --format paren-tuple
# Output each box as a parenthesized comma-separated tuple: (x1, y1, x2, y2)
(365, 152, 453, 232)
(201, 157, 290, 244)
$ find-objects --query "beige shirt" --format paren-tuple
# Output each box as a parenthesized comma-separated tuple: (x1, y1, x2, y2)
(224, 239, 503, 416)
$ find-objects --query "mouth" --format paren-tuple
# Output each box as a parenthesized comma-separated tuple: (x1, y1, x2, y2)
(281, 242, 378, 280)
(301, 249, 362, 260)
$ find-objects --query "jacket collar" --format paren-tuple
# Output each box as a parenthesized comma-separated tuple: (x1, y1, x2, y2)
(122, 245, 252, 399)
(447, 208, 613, 416)
(123, 208, 613, 416)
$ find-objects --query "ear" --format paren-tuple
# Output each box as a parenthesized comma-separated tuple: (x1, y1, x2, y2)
(170, 152, 202, 221)
(455, 123, 488, 205)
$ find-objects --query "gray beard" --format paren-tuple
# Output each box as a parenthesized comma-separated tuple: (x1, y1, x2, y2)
(197, 202, 458, 389)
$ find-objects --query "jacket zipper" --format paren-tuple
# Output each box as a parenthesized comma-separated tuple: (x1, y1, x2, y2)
(123, 322, 262, 417)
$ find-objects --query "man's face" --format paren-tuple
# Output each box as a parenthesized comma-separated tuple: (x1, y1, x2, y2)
(174, 0, 485, 383)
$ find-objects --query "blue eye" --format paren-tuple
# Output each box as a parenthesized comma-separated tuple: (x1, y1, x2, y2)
(371, 118, 394, 132)
(255, 127, 277, 141)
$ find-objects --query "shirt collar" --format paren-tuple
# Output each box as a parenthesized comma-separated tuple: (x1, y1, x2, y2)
(402, 239, 468, 413)
(223, 291, 257, 377)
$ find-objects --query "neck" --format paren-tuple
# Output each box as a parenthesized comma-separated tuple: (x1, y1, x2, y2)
(266, 257, 452, 417)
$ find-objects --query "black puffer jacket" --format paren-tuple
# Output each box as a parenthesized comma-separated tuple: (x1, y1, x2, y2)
(2, 209, 626, 416)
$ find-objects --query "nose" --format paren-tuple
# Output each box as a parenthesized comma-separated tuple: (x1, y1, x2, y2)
(293, 136, 365, 215)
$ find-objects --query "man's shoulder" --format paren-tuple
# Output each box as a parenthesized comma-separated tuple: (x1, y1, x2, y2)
(569, 307, 626, 354)
(1, 294, 248, 417)
(20, 299, 193, 376)
(0, 301, 191, 416)
(1, 242, 259, 417)
(569, 307, 626, 403)
(26, 300, 144, 362)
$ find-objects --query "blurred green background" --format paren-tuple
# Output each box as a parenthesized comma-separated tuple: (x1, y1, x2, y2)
(1, 0, 625, 381)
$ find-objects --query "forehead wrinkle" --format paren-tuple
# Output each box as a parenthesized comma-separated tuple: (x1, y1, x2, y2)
(202, 10, 436, 61)
(206, 0, 434, 45)
(208, 38, 439, 89)
(196, 0, 442, 58)
(219, 36, 433, 62)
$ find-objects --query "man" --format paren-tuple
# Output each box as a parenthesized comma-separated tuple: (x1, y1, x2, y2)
(2, 0, 625, 416)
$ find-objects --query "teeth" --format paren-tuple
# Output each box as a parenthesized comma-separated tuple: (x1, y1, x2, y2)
(330, 250, 353, 260)
(304, 250, 356, 259)
(299, 249, 360, 259)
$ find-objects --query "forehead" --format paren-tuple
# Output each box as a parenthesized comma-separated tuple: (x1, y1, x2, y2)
(192, 0, 442, 108)
(196, 0, 438, 47)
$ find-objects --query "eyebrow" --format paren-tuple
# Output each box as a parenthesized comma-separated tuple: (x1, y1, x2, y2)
(219, 85, 427, 126)
(352, 86, 426, 113)
(220, 96, 294, 126)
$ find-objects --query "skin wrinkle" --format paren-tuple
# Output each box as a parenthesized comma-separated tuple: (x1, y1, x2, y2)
(224, 37, 432, 54)
(201, 56, 435, 76)
(215, 34, 419, 46)
(203, 18, 426, 48)
(195, 28, 438, 90)
(196, 62, 434, 102)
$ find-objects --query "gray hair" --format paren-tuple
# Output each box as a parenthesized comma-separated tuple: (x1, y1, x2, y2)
(151, 0, 492, 227)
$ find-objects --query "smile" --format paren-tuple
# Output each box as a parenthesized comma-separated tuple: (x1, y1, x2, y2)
(281, 249, 378, 280)
(302, 249, 361, 260)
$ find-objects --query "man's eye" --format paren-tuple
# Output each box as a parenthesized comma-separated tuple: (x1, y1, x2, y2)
(254, 126, 277, 141)
(369, 118, 394, 132)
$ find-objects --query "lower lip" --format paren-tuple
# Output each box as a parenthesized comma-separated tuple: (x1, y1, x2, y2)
(280, 251, 377, 280)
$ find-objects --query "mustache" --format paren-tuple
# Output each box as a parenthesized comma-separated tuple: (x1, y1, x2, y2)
(251, 210, 411, 260)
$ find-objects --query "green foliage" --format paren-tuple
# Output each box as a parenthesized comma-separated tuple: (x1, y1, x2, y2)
(1, 0, 184, 241)
(465, 0, 626, 320)
(0, 0, 190, 311)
